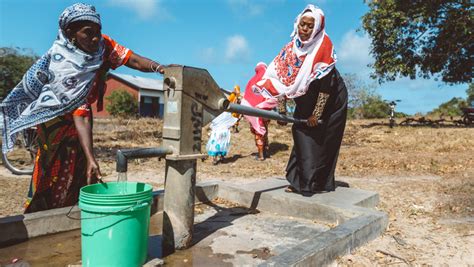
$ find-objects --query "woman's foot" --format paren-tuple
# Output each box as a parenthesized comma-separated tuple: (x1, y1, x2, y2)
(256, 149, 265, 161)
(284, 185, 297, 193)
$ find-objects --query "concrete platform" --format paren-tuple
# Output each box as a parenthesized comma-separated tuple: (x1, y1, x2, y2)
(199, 178, 387, 266)
(0, 178, 387, 266)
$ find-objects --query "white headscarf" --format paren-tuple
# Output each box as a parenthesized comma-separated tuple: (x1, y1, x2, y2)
(254, 4, 336, 99)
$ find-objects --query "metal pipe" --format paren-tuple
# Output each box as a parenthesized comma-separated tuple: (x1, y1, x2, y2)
(218, 98, 322, 125)
(116, 147, 173, 173)
(1, 153, 33, 175)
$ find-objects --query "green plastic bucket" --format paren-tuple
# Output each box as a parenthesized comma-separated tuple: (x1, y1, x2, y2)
(79, 182, 153, 267)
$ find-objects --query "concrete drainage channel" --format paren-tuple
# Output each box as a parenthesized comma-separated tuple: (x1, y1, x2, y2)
(0, 178, 387, 266)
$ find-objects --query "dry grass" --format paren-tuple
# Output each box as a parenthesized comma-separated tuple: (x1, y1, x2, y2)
(90, 117, 474, 215)
(0, 117, 472, 265)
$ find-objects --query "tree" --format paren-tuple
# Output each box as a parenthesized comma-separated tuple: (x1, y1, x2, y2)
(466, 83, 474, 106)
(0, 47, 39, 98)
(359, 95, 391, 119)
(105, 89, 138, 118)
(362, 1, 473, 84)
(344, 73, 377, 112)
(429, 97, 467, 116)
(344, 74, 392, 119)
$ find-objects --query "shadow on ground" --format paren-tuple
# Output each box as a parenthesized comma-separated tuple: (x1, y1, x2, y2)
(267, 142, 290, 157)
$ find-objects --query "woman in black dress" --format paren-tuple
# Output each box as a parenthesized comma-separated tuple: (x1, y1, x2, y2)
(254, 5, 348, 196)
(286, 69, 347, 195)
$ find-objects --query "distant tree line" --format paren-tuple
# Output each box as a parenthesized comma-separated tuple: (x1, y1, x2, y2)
(1, 46, 471, 119)
(428, 83, 474, 117)
(344, 74, 407, 119)
(0, 47, 39, 98)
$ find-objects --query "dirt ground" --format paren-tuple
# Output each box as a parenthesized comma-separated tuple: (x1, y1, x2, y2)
(0, 117, 473, 266)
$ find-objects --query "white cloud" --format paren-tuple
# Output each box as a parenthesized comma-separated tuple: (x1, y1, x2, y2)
(225, 35, 250, 62)
(198, 47, 217, 64)
(337, 30, 373, 75)
(197, 35, 250, 65)
(227, 0, 263, 16)
(335, 30, 468, 115)
(107, 0, 170, 20)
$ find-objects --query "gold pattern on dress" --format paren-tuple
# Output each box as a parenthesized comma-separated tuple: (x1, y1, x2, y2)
(278, 96, 287, 114)
(312, 92, 330, 120)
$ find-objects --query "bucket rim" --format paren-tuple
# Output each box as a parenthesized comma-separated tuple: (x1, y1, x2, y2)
(80, 181, 153, 197)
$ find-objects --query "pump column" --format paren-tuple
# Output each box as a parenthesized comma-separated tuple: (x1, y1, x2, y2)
(161, 65, 208, 254)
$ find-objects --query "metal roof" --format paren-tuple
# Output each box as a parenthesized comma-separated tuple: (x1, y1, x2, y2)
(109, 72, 163, 91)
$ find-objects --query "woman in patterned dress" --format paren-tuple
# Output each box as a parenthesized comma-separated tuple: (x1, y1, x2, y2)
(254, 5, 348, 196)
(1, 3, 166, 212)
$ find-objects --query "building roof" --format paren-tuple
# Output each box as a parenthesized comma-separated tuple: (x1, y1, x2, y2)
(109, 72, 163, 91)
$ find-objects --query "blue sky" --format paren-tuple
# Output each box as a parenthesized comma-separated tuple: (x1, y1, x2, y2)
(0, 0, 468, 114)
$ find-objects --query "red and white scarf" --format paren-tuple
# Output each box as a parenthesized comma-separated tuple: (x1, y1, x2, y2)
(254, 5, 336, 99)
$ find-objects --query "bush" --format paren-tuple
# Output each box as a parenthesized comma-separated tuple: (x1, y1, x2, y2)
(0, 47, 38, 98)
(467, 83, 474, 106)
(429, 97, 467, 117)
(357, 95, 391, 119)
(344, 73, 391, 119)
(105, 89, 138, 118)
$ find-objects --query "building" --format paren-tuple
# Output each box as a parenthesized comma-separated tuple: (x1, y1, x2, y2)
(92, 72, 164, 118)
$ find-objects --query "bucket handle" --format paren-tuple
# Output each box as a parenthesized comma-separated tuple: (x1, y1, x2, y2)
(66, 200, 151, 220)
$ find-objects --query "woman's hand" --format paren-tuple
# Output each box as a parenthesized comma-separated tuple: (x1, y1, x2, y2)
(73, 114, 102, 184)
(277, 111, 288, 126)
(307, 114, 318, 127)
(156, 64, 165, 74)
(86, 157, 102, 184)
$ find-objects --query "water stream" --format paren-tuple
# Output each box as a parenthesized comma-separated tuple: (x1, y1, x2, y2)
(117, 172, 128, 194)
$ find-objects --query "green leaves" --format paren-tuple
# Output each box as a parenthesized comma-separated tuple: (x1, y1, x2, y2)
(0, 47, 38, 98)
(344, 73, 392, 119)
(362, 0, 473, 84)
(105, 89, 138, 118)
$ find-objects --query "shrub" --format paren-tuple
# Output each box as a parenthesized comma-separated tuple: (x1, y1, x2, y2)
(0, 47, 38, 98)
(105, 89, 138, 118)
(429, 97, 467, 117)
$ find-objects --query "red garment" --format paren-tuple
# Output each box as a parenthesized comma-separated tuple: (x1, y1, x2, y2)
(25, 35, 131, 213)
(243, 63, 267, 107)
(72, 34, 132, 117)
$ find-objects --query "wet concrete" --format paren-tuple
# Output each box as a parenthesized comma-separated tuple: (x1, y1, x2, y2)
(0, 179, 386, 266)
(153, 203, 330, 266)
(0, 229, 82, 266)
(0, 214, 163, 267)
(0, 203, 330, 267)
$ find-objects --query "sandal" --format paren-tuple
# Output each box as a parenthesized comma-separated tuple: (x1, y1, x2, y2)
(284, 186, 297, 193)
(254, 155, 265, 161)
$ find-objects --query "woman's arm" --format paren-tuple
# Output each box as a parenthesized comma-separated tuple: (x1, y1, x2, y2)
(73, 115, 102, 184)
(125, 52, 164, 74)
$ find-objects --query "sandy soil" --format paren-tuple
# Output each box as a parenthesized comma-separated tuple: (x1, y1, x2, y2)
(0, 117, 472, 266)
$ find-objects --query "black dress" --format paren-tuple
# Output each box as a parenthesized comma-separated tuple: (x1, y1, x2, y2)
(286, 68, 348, 195)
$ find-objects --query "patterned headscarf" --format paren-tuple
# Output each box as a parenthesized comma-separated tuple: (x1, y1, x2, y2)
(59, 3, 102, 32)
(254, 5, 336, 99)
(0, 4, 104, 153)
